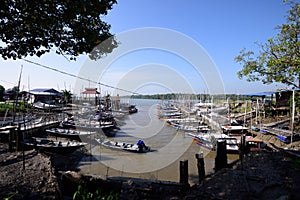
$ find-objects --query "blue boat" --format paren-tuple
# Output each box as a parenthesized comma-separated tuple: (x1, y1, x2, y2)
(276, 135, 290, 143)
(260, 129, 268, 135)
(276, 134, 300, 143)
(251, 125, 260, 132)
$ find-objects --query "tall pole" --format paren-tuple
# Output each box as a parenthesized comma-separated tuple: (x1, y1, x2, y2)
(250, 101, 253, 137)
(227, 97, 230, 124)
(12, 65, 23, 122)
(255, 98, 258, 125)
(291, 90, 295, 146)
(211, 96, 213, 129)
(243, 101, 247, 128)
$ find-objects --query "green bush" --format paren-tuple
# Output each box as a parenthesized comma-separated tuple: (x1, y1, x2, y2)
(73, 184, 119, 200)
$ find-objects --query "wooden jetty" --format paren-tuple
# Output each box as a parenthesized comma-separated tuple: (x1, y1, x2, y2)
(0, 120, 60, 151)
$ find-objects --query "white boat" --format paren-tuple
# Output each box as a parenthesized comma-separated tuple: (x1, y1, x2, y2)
(60, 119, 117, 137)
(221, 125, 248, 135)
(188, 132, 239, 153)
(95, 138, 151, 153)
(24, 137, 87, 154)
(46, 128, 96, 141)
(173, 124, 210, 133)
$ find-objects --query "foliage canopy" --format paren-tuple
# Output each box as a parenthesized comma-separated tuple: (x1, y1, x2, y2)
(0, 0, 118, 60)
(235, 1, 300, 88)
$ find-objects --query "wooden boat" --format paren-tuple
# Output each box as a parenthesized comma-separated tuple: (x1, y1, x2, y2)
(251, 125, 260, 132)
(45, 128, 96, 141)
(282, 149, 300, 159)
(269, 142, 300, 159)
(188, 132, 239, 153)
(95, 138, 151, 153)
(60, 120, 117, 137)
(128, 105, 138, 114)
(25, 137, 87, 154)
(162, 112, 183, 118)
(173, 124, 209, 133)
(221, 125, 248, 135)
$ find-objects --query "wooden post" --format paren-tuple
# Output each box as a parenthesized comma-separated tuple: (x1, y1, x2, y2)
(195, 153, 205, 183)
(239, 135, 246, 169)
(16, 123, 21, 151)
(179, 160, 189, 185)
(215, 140, 227, 172)
(8, 126, 15, 152)
(239, 135, 246, 154)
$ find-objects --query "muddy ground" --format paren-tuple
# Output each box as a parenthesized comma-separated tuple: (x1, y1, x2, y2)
(1, 114, 300, 199)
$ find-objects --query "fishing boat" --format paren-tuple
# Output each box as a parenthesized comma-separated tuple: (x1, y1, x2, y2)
(221, 125, 248, 136)
(173, 124, 210, 133)
(269, 142, 300, 159)
(95, 138, 151, 153)
(251, 125, 260, 132)
(189, 133, 216, 150)
(166, 118, 209, 133)
(282, 149, 300, 159)
(45, 128, 96, 141)
(188, 132, 239, 153)
(128, 105, 138, 114)
(24, 137, 87, 154)
(275, 134, 300, 143)
(60, 119, 117, 137)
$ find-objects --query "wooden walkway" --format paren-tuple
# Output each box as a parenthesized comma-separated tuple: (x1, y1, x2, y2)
(0, 120, 60, 136)
(262, 118, 290, 127)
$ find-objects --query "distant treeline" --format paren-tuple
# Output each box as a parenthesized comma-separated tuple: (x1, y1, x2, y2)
(128, 93, 251, 101)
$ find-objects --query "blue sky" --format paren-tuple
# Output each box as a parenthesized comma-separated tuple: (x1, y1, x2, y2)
(0, 0, 292, 95)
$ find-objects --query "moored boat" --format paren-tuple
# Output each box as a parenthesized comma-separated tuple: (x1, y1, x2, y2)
(95, 138, 151, 153)
(188, 132, 239, 153)
(24, 137, 87, 154)
(60, 119, 117, 137)
(46, 128, 96, 141)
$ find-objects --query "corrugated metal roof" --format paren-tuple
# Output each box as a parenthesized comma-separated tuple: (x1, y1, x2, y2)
(82, 88, 100, 94)
(29, 88, 62, 96)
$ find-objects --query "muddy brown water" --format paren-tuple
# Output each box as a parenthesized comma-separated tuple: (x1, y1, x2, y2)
(77, 99, 238, 185)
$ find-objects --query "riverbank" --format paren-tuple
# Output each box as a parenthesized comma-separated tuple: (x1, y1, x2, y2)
(1, 99, 300, 199)
(1, 142, 300, 199)
(0, 143, 60, 199)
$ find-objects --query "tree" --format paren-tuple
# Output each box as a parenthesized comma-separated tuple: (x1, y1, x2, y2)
(235, 1, 300, 88)
(0, 85, 5, 101)
(61, 89, 72, 104)
(0, 0, 118, 61)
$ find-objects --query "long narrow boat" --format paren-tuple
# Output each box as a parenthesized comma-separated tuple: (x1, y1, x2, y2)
(60, 120, 117, 137)
(269, 142, 300, 159)
(188, 132, 239, 153)
(282, 149, 300, 159)
(46, 128, 96, 141)
(95, 138, 151, 153)
(221, 125, 248, 135)
(24, 137, 87, 154)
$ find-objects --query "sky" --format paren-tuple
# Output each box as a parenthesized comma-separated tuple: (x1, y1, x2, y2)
(0, 0, 294, 96)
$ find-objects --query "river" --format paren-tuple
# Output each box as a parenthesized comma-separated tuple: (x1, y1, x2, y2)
(78, 99, 238, 185)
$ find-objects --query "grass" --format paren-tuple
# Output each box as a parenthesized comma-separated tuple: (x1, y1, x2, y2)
(0, 101, 31, 113)
(73, 184, 119, 200)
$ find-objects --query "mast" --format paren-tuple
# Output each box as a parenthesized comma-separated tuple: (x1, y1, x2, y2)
(255, 98, 258, 125)
(291, 89, 295, 146)
(12, 65, 23, 123)
(227, 97, 230, 124)
(250, 101, 253, 137)
(243, 101, 247, 128)
(211, 95, 213, 129)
